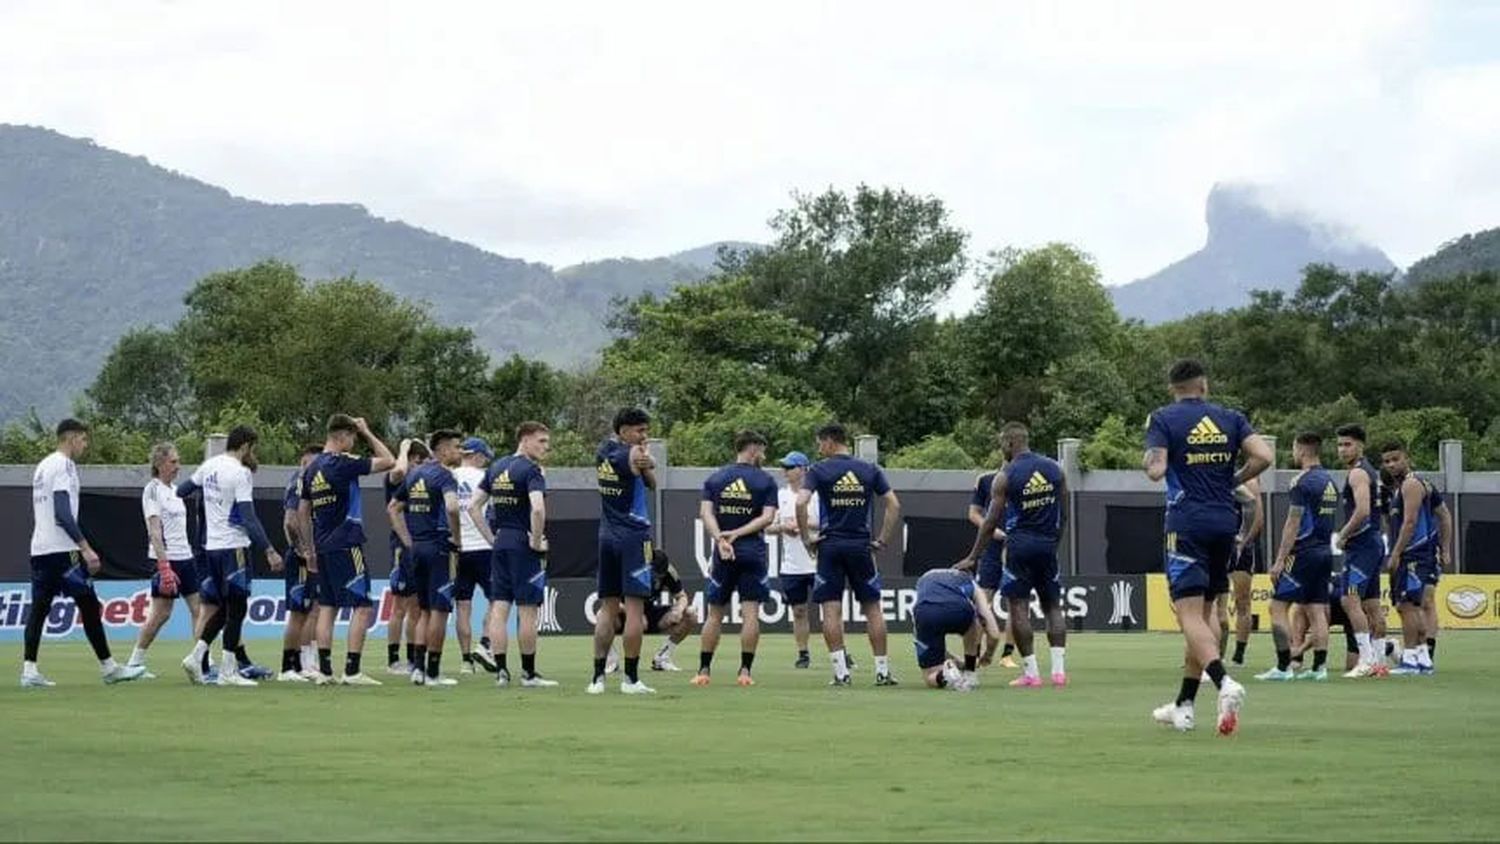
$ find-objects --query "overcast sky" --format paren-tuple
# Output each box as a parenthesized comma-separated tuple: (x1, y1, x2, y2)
(3, 1, 1496, 309)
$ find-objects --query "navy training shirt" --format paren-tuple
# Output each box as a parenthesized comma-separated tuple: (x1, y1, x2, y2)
(301, 451, 373, 552)
(597, 439, 651, 535)
(397, 461, 457, 544)
(283, 468, 303, 513)
(1289, 465, 1338, 554)
(1144, 397, 1255, 536)
(483, 454, 547, 548)
(970, 472, 1004, 558)
(1002, 451, 1064, 541)
(1341, 457, 1382, 543)
(916, 568, 975, 608)
(803, 454, 891, 544)
(1391, 474, 1442, 556)
(701, 462, 778, 553)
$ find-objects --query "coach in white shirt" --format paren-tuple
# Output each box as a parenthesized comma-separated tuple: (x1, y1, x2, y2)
(767, 451, 819, 669)
(21, 418, 145, 687)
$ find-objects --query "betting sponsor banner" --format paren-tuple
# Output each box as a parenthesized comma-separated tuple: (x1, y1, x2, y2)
(1144, 573, 1500, 631)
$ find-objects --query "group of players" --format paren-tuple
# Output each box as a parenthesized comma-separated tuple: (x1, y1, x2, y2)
(19, 359, 1456, 733)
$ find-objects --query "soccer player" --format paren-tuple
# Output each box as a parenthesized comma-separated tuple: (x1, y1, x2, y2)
(957, 423, 1069, 687)
(125, 443, 201, 679)
(1380, 442, 1451, 675)
(913, 567, 998, 691)
(22, 418, 146, 687)
(587, 408, 659, 696)
(299, 414, 396, 685)
(796, 422, 901, 687)
(1333, 424, 1387, 677)
(1143, 360, 1269, 734)
(277, 444, 323, 682)
(1257, 432, 1337, 682)
(1226, 476, 1263, 666)
(966, 466, 1013, 668)
(469, 422, 558, 688)
(451, 436, 495, 675)
(388, 430, 463, 686)
(766, 451, 818, 669)
(385, 439, 429, 675)
(692, 430, 779, 687)
(605, 550, 700, 674)
(178, 425, 283, 686)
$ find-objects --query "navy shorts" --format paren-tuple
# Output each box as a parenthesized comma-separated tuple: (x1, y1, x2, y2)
(316, 545, 373, 609)
(151, 557, 200, 599)
(706, 548, 770, 606)
(1339, 534, 1384, 602)
(1164, 529, 1234, 601)
(1228, 539, 1260, 574)
(454, 549, 493, 602)
(1395, 552, 1438, 605)
(1273, 547, 1333, 605)
(977, 543, 1005, 592)
(30, 552, 98, 602)
(283, 549, 317, 614)
(779, 573, 815, 605)
(389, 545, 419, 598)
(413, 542, 456, 613)
(913, 601, 976, 669)
(813, 540, 882, 604)
(492, 545, 546, 606)
(597, 530, 654, 600)
(998, 534, 1061, 609)
(200, 547, 252, 606)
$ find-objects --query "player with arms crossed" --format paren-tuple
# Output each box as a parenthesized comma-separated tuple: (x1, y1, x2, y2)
(693, 430, 779, 687)
(1257, 432, 1337, 681)
(587, 408, 659, 695)
(913, 567, 998, 691)
(299, 414, 395, 685)
(1333, 424, 1387, 677)
(1144, 360, 1270, 734)
(796, 422, 901, 687)
(1380, 442, 1452, 675)
(22, 419, 146, 687)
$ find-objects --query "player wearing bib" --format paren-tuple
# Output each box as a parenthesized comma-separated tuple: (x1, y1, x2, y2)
(389, 430, 463, 687)
(178, 426, 283, 686)
(766, 451, 818, 668)
(1144, 360, 1270, 735)
(796, 422, 902, 687)
(967, 468, 1013, 668)
(692, 431, 778, 687)
(1333, 425, 1386, 677)
(470, 422, 558, 688)
(913, 568, 996, 691)
(1258, 432, 1337, 682)
(385, 439, 429, 676)
(277, 445, 323, 682)
(1380, 442, 1452, 675)
(21, 419, 146, 688)
(587, 408, 659, 696)
(125, 443, 201, 679)
(1226, 475, 1263, 666)
(298, 414, 395, 685)
(451, 437, 495, 676)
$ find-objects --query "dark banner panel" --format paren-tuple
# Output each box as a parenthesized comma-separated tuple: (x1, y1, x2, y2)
(1460, 493, 1500, 574)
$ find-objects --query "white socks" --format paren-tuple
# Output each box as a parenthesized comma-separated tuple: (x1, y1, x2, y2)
(830, 649, 849, 678)
(129, 647, 148, 667)
(22, 660, 39, 678)
(190, 640, 209, 661)
(874, 655, 890, 676)
(1050, 646, 1066, 676)
(1353, 632, 1372, 665)
(1416, 644, 1433, 668)
(99, 657, 118, 675)
(658, 641, 677, 659)
(1022, 654, 1039, 678)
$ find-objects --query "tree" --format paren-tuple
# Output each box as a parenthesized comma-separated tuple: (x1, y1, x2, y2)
(886, 435, 977, 470)
(667, 396, 831, 467)
(404, 325, 491, 433)
(1079, 414, 1142, 471)
(86, 327, 194, 436)
(483, 355, 564, 447)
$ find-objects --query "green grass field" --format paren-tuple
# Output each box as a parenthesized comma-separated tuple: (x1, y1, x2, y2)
(3, 631, 1498, 841)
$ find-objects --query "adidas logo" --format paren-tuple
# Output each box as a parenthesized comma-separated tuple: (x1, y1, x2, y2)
(408, 478, 428, 498)
(492, 469, 514, 491)
(1323, 482, 1339, 501)
(1186, 416, 1229, 445)
(597, 460, 618, 482)
(721, 477, 752, 500)
(1022, 471, 1054, 495)
(832, 471, 864, 493)
(309, 471, 330, 493)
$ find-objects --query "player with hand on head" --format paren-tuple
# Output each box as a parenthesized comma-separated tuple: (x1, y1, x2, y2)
(126, 442, 201, 679)
(1257, 432, 1337, 682)
(388, 430, 464, 687)
(588, 408, 659, 695)
(385, 439, 429, 676)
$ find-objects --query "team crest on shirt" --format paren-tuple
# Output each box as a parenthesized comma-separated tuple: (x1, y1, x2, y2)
(832, 471, 863, 493)
(1186, 416, 1229, 445)
(720, 477, 752, 501)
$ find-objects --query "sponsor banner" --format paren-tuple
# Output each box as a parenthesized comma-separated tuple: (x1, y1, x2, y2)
(1144, 573, 1500, 631)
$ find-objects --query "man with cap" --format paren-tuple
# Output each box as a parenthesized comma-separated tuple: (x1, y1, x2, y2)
(767, 450, 821, 669)
(451, 435, 496, 674)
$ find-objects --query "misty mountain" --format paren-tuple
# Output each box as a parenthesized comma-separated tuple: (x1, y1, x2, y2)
(1406, 227, 1500, 284)
(1110, 184, 1397, 323)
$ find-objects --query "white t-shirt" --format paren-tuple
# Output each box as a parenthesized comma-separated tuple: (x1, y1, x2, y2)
(142, 477, 192, 560)
(31, 451, 81, 556)
(776, 486, 818, 575)
(453, 465, 492, 552)
(192, 453, 254, 551)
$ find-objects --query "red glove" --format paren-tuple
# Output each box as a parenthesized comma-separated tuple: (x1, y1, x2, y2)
(156, 559, 179, 597)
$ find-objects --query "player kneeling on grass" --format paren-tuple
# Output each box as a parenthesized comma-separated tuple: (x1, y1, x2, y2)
(913, 568, 993, 691)
(606, 550, 699, 674)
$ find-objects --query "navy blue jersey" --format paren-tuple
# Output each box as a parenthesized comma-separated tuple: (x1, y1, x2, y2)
(701, 463, 778, 552)
(301, 452, 373, 552)
(1002, 452, 1064, 541)
(597, 439, 650, 534)
(1144, 398, 1255, 535)
(803, 454, 892, 543)
(1341, 457, 1382, 541)
(283, 469, 303, 513)
(1289, 466, 1338, 553)
(384, 474, 403, 548)
(971, 472, 998, 517)
(483, 454, 547, 544)
(397, 462, 457, 544)
(1391, 474, 1442, 555)
(915, 568, 976, 607)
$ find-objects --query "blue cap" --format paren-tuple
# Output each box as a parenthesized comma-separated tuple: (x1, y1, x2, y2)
(460, 437, 495, 460)
(779, 451, 810, 468)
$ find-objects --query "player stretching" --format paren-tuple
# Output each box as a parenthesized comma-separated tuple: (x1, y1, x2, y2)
(1333, 425, 1386, 677)
(967, 467, 1013, 667)
(958, 423, 1068, 687)
(385, 439, 428, 675)
(390, 431, 463, 686)
(125, 443, 201, 679)
(587, 408, 659, 695)
(1380, 442, 1451, 675)
(179, 426, 283, 686)
(1144, 360, 1269, 734)
(1257, 432, 1337, 682)
(913, 567, 998, 691)
(1226, 475, 1263, 666)
(766, 452, 818, 668)
(693, 431, 779, 687)
(22, 419, 146, 687)
(797, 422, 901, 687)
(277, 445, 323, 682)
(470, 422, 558, 688)
(451, 437, 495, 675)
(299, 415, 395, 685)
